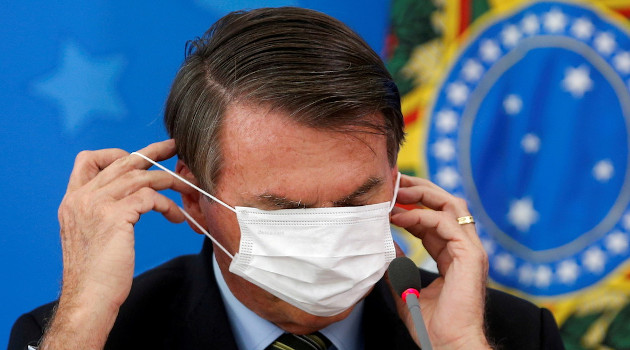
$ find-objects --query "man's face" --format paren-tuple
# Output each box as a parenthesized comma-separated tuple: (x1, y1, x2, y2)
(200, 102, 397, 334)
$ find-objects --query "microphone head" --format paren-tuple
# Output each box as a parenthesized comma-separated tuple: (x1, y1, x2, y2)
(388, 256, 422, 296)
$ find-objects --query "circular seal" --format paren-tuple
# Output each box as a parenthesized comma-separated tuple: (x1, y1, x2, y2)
(426, 1, 630, 296)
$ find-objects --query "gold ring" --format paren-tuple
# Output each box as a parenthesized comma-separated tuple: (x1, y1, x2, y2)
(457, 216, 475, 225)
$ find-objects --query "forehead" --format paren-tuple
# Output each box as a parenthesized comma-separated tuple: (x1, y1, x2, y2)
(215, 102, 391, 202)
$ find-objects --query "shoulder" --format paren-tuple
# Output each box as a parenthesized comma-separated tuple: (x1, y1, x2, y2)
(8, 253, 200, 350)
(8, 301, 56, 350)
(124, 253, 198, 302)
(107, 253, 204, 346)
(483, 288, 564, 349)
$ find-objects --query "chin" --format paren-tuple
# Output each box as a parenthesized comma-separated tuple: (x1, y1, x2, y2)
(223, 265, 370, 334)
(273, 301, 356, 334)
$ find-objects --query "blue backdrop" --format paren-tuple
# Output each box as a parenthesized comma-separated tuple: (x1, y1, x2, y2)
(0, 1, 390, 347)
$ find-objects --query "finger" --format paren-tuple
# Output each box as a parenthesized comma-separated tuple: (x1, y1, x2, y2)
(118, 187, 187, 224)
(391, 207, 457, 240)
(391, 209, 481, 261)
(90, 139, 177, 189)
(392, 206, 454, 243)
(396, 192, 479, 240)
(100, 169, 198, 200)
(392, 206, 484, 254)
(397, 175, 470, 217)
(130, 139, 178, 166)
(392, 209, 486, 278)
(67, 149, 130, 192)
(395, 176, 481, 244)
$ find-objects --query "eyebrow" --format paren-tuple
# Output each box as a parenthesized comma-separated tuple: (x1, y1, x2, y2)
(254, 176, 384, 209)
(332, 177, 383, 206)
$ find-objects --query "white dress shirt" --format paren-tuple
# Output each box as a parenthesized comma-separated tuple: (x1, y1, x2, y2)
(212, 254, 364, 350)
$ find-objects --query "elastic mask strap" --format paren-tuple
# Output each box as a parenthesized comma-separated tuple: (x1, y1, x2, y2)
(389, 172, 401, 212)
(130, 152, 235, 260)
(131, 152, 236, 213)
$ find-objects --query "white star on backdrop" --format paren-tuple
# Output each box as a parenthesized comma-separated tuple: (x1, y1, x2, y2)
(583, 247, 606, 273)
(32, 42, 126, 133)
(481, 238, 496, 255)
(535, 265, 553, 288)
(479, 39, 501, 62)
(461, 59, 484, 82)
(518, 265, 535, 285)
(557, 260, 579, 284)
(543, 8, 568, 33)
(501, 25, 522, 48)
(446, 82, 469, 105)
(431, 138, 456, 162)
(570, 17, 594, 40)
(436, 167, 460, 189)
(594, 32, 616, 55)
(503, 94, 523, 115)
(521, 133, 541, 154)
(521, 14, 540, 35)
(562, 65, 593, 98)
(613, 51, 630, 74)
(494, 254, 515, 275)
(508, 197, 539, 232)
(605, 231, 629, 254)
(592, 159, 614, 182)
(436, 109, 458, 133)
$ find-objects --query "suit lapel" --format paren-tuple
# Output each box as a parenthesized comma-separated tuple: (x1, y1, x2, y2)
(178, 238, 239, 349)
(362, 279, 420, 349)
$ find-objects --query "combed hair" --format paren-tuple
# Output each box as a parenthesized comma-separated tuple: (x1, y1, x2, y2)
(164, 7, 405, 192)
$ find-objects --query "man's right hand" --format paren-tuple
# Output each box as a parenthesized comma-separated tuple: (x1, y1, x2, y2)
(41, 140, 193, 350)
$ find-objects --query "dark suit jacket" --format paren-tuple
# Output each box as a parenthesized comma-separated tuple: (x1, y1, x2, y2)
(9, 239, 565, 349)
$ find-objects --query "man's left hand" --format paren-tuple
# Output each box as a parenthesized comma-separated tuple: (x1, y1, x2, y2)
(388, 174, 491, 349)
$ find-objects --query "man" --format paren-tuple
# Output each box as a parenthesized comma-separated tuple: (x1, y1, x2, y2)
(9, 7, 564, 350)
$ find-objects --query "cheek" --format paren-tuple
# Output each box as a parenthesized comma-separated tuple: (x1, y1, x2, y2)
(201, 200, 242, 255)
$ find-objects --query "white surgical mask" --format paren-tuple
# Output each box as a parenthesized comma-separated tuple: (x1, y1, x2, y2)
(132, 152, 400, 317)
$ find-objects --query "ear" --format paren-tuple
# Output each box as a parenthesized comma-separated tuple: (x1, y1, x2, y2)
(175, 160, 206, 235)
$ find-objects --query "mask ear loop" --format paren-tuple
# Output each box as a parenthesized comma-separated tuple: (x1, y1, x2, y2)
(389, 172, 402, 212)
(130, 152, 235, 260)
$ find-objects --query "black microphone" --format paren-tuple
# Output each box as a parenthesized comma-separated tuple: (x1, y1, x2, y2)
(388, 257, 433, 350)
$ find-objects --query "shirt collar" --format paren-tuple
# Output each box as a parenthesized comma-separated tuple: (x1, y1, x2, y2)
(212, 253, 364, 350)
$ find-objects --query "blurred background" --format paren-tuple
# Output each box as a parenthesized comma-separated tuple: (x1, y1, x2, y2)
(2, 0, 630, 348)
